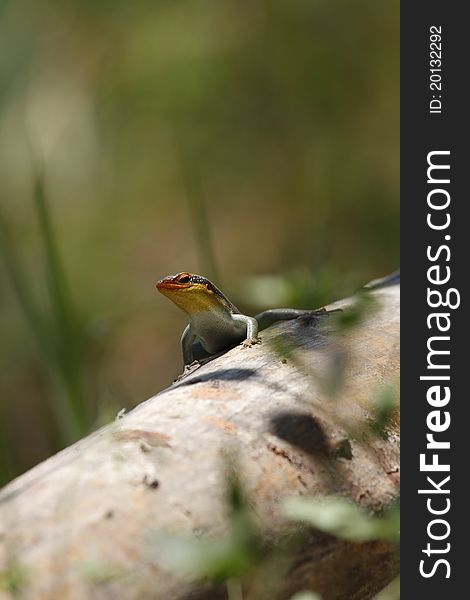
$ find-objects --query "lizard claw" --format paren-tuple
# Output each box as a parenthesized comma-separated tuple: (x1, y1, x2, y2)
(242, 337, 262, 348)
(183, 360, 200, 374)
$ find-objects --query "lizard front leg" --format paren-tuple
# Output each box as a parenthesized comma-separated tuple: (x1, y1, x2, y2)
(231, 314, 262, 348)
(181, 324, 197, 366)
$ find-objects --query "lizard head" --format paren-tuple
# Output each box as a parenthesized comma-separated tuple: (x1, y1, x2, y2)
(156, 272, 237, 314)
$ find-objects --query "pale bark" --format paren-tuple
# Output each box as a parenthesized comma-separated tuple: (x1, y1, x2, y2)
(0, 277, 400, 600)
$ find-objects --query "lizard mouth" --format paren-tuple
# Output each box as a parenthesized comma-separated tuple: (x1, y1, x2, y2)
(156, 279, 191, 292)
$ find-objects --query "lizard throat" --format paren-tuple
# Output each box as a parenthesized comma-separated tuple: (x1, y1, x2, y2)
(160, 288, 224, 315)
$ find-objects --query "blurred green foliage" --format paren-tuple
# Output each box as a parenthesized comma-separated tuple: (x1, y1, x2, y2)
(240, 267, 361, 314)
(0, 563, 27, 596)
(152, 459, 322, 600)
(284, 496, 399, 544)
(368, 383, 399, 440)
(284, 496, 399, 599)
(154, 467, 264, 584)
(150, 455, 398, 599)
(0, 0, 398, 481)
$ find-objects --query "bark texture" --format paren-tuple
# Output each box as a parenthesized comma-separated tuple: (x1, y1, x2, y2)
(0, 277, 400, 600)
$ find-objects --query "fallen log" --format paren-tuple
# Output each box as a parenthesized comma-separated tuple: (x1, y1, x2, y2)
(0, 276, 400, 600)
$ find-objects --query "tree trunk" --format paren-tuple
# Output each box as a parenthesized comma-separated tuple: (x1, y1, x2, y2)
(0, 276, 400, 600)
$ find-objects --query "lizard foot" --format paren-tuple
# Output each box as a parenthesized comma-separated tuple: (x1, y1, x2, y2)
(174, 360, 200, 382)
(242, 337, 262, 349)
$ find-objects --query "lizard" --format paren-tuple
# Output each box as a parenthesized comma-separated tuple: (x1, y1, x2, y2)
(156, 272, 331, 369)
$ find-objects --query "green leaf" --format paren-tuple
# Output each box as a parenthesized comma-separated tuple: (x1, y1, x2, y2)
(284, 497, 399, 543)
(0, 565, 27, 594)
(369, 384, 399, 439)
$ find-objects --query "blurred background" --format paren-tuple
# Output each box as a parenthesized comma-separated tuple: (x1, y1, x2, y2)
(0, 0, 399, 485)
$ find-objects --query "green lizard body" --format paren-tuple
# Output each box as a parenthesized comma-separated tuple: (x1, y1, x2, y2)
(156, 272, 323, 366)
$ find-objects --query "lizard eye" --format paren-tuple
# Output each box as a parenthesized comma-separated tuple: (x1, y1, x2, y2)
(178, 275, 191, 284)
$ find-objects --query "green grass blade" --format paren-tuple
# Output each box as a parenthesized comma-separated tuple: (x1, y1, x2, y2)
(33, 171, 89, 435)
(0, 209, 50, 355)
